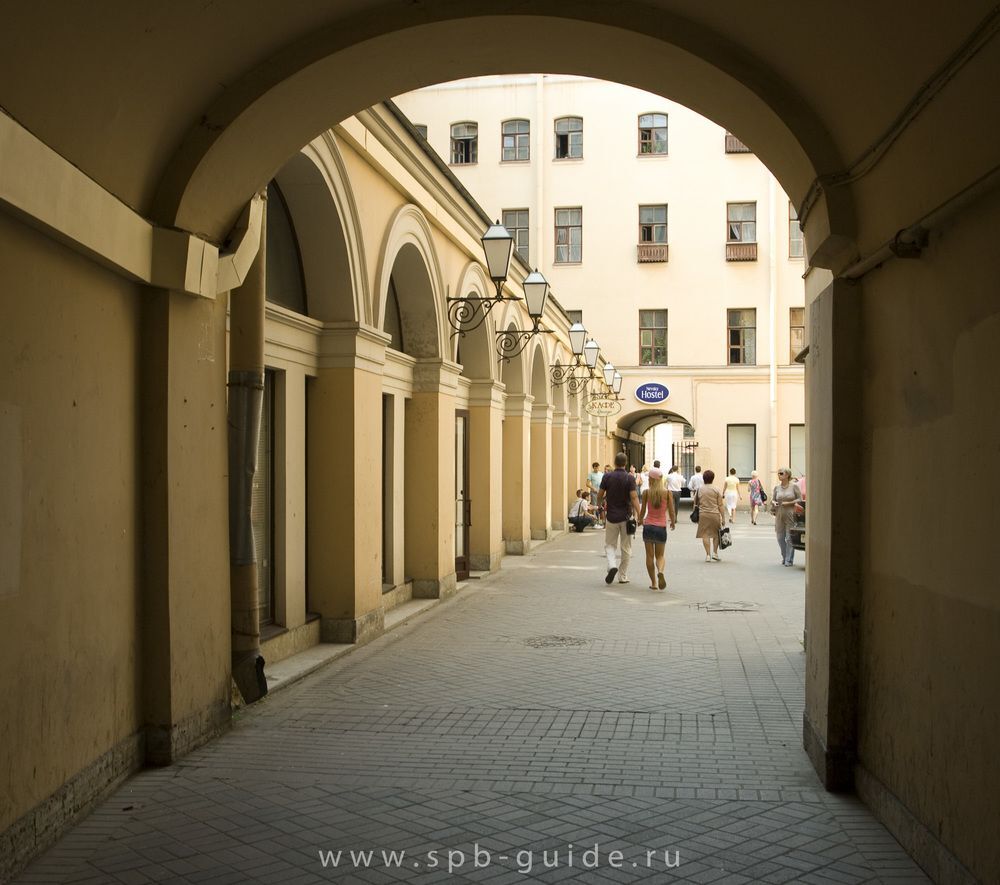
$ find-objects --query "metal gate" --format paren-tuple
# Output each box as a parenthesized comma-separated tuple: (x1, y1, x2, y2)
(672, 439, 698, 496)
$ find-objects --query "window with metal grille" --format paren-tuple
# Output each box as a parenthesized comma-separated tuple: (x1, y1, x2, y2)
(790, 307, 805, 362)
(789, 202, 804, 258)
(450, 122, 478, 164)
(555, 207, 582, 263)
(639, 309, 668, 366)
(502, 209, 530, 264)
(727, 202, 757, 242)
(638, 113, 668, 154)
(501, 119, 530, 162)
(728, 308, 756, 365)
(554, 117, 583, 159)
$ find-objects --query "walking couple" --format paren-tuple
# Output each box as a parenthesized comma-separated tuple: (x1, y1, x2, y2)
(597, 452, 676, 589)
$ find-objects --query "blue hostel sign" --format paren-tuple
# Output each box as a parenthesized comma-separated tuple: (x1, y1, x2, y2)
(635, 382, 670, 404)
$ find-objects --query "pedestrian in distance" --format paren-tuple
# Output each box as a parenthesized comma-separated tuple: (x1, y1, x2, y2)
(639, 467, 676, 589)
(723, 467, 741, 523)
(587, 462, 604, 526)
(771, 467, 804, 566)
(568, 489, 597, 532)
(694, 469, 726, 561)
(597, 452, 641, 584)
(748, 469, 765, 525)
(687, 465, 704, 498)
(665, 464, 686, 516)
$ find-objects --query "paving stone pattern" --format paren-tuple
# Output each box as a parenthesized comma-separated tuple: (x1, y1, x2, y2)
(15, 517, 929, 883)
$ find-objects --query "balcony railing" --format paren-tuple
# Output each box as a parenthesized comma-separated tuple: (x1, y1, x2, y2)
(725, 132, 752, 153)
(726, 242, 758, 262)
(637, 243, 669, 263)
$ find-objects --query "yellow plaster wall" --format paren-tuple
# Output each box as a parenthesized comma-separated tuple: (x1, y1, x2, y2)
(0, 214, 142, 829)
(856, 186, 1000, 881)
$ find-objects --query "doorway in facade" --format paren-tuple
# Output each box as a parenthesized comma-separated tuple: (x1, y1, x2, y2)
(455, 410, 470, 580)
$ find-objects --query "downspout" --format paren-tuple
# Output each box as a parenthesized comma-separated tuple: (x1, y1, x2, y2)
(228, 191, 268, 704)
(535, 74, 546, 270)
(768, 177, 779, 483)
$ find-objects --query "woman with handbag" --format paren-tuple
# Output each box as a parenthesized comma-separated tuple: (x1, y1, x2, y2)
(694, 469, 726, 561)
(638, 468, 676, 589)
(748, 470, 765, 525)
(771, 468, 803, 566)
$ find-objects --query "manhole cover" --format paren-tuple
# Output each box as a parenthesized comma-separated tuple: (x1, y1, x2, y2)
(697, 601, 760, 612)
(525, 635, 590, 648)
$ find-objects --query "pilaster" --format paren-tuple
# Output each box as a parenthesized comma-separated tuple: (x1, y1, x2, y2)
(468, 381, 505, 572)
(502, 393, 533, 554)
(550, 410, 568, 530)
(530, 402, 554, 541)
(308, 323, 389, 645)
(404, 359, 461, 599)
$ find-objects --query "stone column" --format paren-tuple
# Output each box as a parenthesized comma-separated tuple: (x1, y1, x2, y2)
(502, 393, 533, 554)
(567, 414, 581, 504)
(530, 402, 554, 540)
(550, 410, 568, 530)
(802, 278, 863, 791)
(308, 323, 388, 645)
(141, 286, 231, 763)
(468, 380, 505, 572)
(404, 359, 461, 599)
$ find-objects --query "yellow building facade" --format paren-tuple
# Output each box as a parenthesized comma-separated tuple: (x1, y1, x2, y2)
(1, 4, 999, 882)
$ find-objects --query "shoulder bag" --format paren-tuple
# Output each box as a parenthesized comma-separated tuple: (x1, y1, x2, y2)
(690, 491, 700, 523)
(719, 526, 732, 549)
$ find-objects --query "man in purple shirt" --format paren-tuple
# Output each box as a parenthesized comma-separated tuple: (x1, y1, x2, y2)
(597, 452, 641, 584)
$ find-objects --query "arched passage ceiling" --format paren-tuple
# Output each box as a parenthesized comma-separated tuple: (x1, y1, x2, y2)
(618, 409, 692, 437)
(2, 2, 997, 255)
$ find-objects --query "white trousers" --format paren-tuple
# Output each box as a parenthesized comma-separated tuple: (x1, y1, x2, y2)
(604, 520, 632, 579)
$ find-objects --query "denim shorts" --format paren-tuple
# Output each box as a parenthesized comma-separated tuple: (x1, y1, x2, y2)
(642, 524, 667, 543)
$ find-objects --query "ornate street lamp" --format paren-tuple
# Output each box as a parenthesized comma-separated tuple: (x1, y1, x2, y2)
(612, 370, 623, 395)
(551, 322, 591, 387)
(602, 362, 616, 387)
(584, 338, 600, 369)
(495, 268, 555, 361)
(446, 220, 518, 336)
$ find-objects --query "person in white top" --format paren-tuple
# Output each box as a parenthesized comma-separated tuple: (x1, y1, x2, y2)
(688, 466, 704, 497)
(665, 465, 686, 514)
(568, 489, 596, 532)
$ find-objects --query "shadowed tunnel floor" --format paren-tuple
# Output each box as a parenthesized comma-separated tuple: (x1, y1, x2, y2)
(16, 516, 929, 883)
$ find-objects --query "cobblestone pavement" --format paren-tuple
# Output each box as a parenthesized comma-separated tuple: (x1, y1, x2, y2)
(16, 514, 929, 884)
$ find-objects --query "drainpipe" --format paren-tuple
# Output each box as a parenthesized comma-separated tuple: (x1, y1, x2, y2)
(768, 177, 779, 482)
(228, 191, 268, 704)
(535, 74, 546, 270)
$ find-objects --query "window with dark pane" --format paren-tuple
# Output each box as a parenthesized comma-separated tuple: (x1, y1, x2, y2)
(638, 113, 668, 155)
(727, 202, 757, 242)
(639, 309, 668, 366)
(502, 208, 530, 264)
(728, 308, 756, 365)
(450, 122, 478, 164)
(567, 310, 583, 325)
(265, 182, 307, 315)
(554, 117, 583, 159)
(501, 119, 530, 162)
(414, 124, 428, 139)
(639, 204, 668, 243)
(555, 207, 582, 263)
(789, 307, 805, 362)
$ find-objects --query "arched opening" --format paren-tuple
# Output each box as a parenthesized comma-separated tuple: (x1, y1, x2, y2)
(9, 6, 999, 879)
